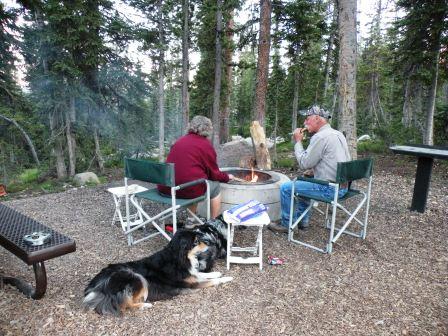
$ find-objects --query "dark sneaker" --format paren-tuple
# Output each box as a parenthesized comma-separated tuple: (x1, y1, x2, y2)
(267, 222, 288, 233)
(297, 221, 310, 230)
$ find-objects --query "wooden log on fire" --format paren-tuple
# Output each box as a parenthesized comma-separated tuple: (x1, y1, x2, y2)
(249, 120, 271, 170)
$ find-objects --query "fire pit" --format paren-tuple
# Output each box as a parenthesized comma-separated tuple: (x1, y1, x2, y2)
(226, 168, 280, 185)
(198, 167, 290, 221)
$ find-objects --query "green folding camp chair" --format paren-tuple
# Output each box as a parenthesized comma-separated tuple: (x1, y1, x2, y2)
(123, 158, 210, 246)
(288, 158, 373, 253)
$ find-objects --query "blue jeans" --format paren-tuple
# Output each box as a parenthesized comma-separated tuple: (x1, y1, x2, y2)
(280, 180, 348, 228)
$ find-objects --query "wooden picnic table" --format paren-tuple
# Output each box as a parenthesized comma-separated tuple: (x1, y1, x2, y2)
(390, 144, 448, 213)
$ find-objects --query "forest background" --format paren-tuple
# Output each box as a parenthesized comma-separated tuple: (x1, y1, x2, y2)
(0, 0, 447, 192)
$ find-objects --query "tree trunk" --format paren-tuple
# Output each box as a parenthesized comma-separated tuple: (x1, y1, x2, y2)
(49, 110, 67, 179)
(291, 61, 300, 132)
(423, 48, 440, 145)
(158, 0, 165, 161)
(220, 10, 234, 144)
(253, 0, 272, 128)
(402, 65, 415, 128)
(443, 83, 448, 136)
(93, 127, 104, 172)
(423, 2, 445, 145)
(65, 95, 76, 176)
(211, 0, 223, 147)
(366, 0, 385, 129)
(323, 1, 337, 100)
(181, 0, 190, 134)
(414, 82, 424, 132)
(272, 90, 279, 163)
(337, 0, 358, 159)
(331, 71, 339, 125)
(0, 114, 40, 166)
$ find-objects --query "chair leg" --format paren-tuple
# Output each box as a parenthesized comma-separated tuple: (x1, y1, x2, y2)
(111, 194, 119, 226)
(226, 224, 232, 270)
(124, 181, 133, 246)
(258, 225, 263, 271)
(326, 202, 338, 253)
(362, 177, 373, 239)
(128, 197, 172, 242)
(289, 202, 313, 233)
(186, 208, 205, 225)
(324, 203, 330, 229)
(206, 181, 211, 220)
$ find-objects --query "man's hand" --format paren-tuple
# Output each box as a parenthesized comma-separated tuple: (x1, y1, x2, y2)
(228, 174, 235, 180)
(303, 169, 314, 177)
(293, 128, 306, 142)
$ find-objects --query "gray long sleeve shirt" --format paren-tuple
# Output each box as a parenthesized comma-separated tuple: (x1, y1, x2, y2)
(294, 124, 351, 181)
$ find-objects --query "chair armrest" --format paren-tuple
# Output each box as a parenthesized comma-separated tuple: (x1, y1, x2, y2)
(175, 178, 207, 191)
(297, 176, 330, 186)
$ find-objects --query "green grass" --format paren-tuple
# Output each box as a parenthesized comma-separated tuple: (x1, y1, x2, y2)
(275, 157, 296, 169)
(39, 180, 65, 193)
(275, 141, 294, 153)
(5, 166, 109, 196)
(357, 140, 387, 154)
(18, 168, 40, 183)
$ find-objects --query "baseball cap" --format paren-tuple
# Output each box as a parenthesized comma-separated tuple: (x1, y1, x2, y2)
(299, 105, 331, 119)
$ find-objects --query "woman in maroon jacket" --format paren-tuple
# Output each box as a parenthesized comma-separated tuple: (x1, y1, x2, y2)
(158, 116, 234, 218)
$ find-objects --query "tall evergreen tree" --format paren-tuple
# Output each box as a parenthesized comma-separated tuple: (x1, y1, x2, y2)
(393, 0, 448, 145)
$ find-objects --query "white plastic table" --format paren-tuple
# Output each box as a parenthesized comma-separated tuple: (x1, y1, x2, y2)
(223, 211, 270, 270)
(107, 184, 148, 232)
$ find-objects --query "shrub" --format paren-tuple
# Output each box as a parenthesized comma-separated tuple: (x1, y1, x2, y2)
(275, 157, 296, 169)
(275, 141, 294, 153)
(357, 140, 387, 154)
(18, 168, 40, 184)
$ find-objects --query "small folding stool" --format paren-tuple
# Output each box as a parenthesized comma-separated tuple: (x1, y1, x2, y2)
(107, 184, 148, 232)
(223, 211, 270, 270)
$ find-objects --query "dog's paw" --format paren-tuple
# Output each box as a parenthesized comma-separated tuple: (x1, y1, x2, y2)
(213, 276, 233, 285)
(220, 276, 233, 283)
(206, 271, 222, 279)
(197, 271, 222, 279)
(140, 302, 153, 310)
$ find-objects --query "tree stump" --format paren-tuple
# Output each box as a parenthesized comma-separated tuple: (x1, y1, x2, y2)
(250, 121, 271, 170)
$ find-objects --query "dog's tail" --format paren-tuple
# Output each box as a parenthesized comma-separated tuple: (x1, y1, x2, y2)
(83, 266, 149, 315)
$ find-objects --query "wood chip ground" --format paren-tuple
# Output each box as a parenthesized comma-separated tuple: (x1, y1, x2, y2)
(0, 155, 447, 335)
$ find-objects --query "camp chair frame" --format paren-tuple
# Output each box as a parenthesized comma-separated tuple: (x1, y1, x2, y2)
(123, 158, 210, 246)
(288, 158, 373, 253)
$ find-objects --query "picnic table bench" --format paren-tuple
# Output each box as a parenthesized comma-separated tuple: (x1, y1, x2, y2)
(390, 144, 448, 213)
(0, 203, 76, 299)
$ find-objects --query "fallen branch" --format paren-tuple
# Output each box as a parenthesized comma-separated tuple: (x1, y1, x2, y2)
(0, 113, 40, 166)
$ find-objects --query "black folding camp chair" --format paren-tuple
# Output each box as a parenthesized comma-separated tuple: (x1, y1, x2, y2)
(123, 158, 210, 246)
(288, 158, 373, 253)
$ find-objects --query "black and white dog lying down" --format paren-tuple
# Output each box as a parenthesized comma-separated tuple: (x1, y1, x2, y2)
(83, 218, 229, 315)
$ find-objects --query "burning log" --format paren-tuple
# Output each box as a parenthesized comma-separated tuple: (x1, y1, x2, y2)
(230, 167, 260, 184)
(250, 166, 258, 182)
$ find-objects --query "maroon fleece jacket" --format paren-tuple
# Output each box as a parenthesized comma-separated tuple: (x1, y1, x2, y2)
(157, 132, 229, 198)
